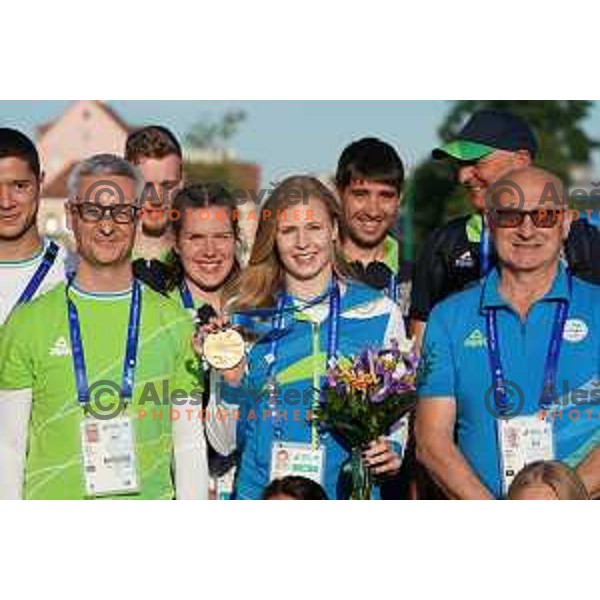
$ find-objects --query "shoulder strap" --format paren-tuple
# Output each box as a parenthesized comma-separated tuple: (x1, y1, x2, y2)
(132, 259, 170, 295)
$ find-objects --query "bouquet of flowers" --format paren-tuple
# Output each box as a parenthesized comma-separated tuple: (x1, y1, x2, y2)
(315, 338, 419, 499)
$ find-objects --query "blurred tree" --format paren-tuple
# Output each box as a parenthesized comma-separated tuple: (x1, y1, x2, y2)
(183, 110, 258, 258)
(183, 109, 249, 188)
(185, 109, 247, 155)
(402, 159, 466, 260)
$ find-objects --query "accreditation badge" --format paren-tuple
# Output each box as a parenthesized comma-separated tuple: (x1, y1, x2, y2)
(80, 415, 140, 497)
(270, 441, 325, 485)
(498, 414, 554, 495)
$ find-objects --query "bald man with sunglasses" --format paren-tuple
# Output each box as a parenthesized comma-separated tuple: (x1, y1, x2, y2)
(410, 110, 600, 352)
(416, 167, 600, 499)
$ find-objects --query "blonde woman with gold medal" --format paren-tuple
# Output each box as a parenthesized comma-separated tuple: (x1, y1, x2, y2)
(198, 176, 409, 500)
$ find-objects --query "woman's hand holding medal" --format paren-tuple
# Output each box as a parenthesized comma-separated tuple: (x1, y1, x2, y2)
(193, 316, 247, 385)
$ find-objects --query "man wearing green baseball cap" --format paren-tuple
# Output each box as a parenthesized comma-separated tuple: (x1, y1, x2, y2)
(410, 109, 600, 351)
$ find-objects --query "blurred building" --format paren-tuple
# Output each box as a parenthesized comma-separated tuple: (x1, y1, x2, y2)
(37, 100, 131, 242)
(36, 100, 261, 248)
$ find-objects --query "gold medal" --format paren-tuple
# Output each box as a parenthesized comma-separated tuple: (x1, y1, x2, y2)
(203, 328, 246, 370)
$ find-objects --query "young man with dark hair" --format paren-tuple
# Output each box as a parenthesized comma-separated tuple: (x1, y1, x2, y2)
(0, 127, 70, 324)
(335, 137, 413, 499)
(335, 137, 411, 317)
(125, 125, 184, 261)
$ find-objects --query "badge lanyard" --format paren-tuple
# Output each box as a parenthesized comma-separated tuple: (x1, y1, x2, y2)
(485, 294, 569, 415)
(179, 279, 194, 309)
(12, 241, 59, 310)
(67, 278, 142, 405)
(266, 280, 341, 446)
(388, 273, 398, 303)
(480, 221, 492, 277)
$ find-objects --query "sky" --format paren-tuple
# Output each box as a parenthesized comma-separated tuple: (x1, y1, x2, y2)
(2, 100, 600, 186)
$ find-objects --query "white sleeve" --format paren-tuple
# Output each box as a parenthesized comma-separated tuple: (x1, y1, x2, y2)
(204, 371, 239, 456)
(383, 301, 407, 347)
(173, 397, 209, 500)
(0, 389, 32, 500)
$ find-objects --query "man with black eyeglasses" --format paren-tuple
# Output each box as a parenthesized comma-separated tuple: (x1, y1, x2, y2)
(410, 110, 600, 350)
(416, 167, 600, 499)
(0, 154, 208, 499)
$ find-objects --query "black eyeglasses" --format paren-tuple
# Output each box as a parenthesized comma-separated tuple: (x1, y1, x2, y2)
(71, 202, 139, 224)
(489, 208, 564, 229)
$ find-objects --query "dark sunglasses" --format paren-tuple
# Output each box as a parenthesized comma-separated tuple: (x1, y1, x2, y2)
(489, 208, 564, 229)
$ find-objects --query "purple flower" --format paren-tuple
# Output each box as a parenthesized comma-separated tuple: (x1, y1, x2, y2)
(370, 386, 388, 404)
(388, 338, 400, 357)
(326, 371, 338, 388)
(367, 348, 377, 375)
(404, 350, 419, 372)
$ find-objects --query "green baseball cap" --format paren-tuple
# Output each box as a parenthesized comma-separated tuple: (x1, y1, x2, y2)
(432, 140, 496, 161)
(432, 110, 538, 162)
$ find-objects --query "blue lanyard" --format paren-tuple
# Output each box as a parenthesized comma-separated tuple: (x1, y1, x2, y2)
(266, 280, 341, 438)
(388, 273, 398, 303)
(67, 278, 142, 404)
(13, 241, 59, 308)
(480, 221, 492, 277)
(179, 279, 194, 309)
(231, 311, 274, 337)
(485, 295, 569, 415)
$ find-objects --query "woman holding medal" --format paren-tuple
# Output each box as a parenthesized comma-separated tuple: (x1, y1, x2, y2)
(200, 175, 408, 500)
(160, 182, 244, 499)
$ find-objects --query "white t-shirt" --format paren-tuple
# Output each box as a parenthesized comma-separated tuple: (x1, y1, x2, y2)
(0, 239, 70, 325)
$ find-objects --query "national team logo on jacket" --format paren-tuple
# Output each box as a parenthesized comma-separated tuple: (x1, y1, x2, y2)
(455, 250, 475, 269)
(464, 328, 487, 348)
(49, 336, 71, 357)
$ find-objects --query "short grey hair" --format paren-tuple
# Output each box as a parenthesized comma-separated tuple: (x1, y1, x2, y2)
(67, 153, 145, 202)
